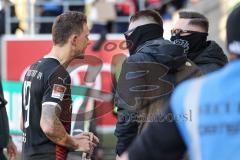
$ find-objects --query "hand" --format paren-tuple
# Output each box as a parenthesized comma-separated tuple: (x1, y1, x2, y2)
(72, 134, 93, 153)
(7, 141, 17, 160)
(82, 132, 99, 144)
(81, 132, 100, 159)
(116, 155, 121, 160)
(72, 132, 99, 153)
(118, 153, 129, 160)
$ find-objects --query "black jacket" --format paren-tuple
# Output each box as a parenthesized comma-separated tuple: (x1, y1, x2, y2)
(127, 108, 186, 160)
(126, 41, 228, 160)
(0, 79, 9, 148)
(191, 41, 228, 74)
(114, 38, 201, 155)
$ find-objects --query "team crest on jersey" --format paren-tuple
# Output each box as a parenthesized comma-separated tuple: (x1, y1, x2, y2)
(51, 84, 66, 100)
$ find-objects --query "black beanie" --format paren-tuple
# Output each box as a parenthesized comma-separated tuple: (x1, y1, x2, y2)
(227, 4, 240, 55)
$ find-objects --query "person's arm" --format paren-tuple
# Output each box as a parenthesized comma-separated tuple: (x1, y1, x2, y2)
(119, 152, 128, 160)
(40, 103, 97, 152)
(114, 105, 139, 156)
(114, 58, 143, 156)
(40, 103, 76, 149)
(40, 67, 99, 152)
(6, 136, 17, 160)
(114, 56, 170, 156)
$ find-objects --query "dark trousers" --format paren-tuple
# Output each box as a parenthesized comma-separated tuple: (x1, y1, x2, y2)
(0, 148, 6, 160)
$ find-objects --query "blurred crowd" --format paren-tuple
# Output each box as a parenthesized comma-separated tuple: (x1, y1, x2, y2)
(0, 0, 192, 36)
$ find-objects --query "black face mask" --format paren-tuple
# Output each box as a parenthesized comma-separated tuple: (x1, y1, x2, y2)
(170, 32, 208, 56)
(125, 24, 164, 54)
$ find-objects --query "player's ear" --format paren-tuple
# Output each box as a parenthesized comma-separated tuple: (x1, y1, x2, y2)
(70, 34, 78, 48)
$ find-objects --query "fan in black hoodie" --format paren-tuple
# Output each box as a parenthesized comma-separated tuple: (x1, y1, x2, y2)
(114, 10, 202, 157)
(191, 41, 228, 74)
(171, 11, 228, 75)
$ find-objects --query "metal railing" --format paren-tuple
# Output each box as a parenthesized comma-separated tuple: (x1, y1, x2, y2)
(4, 0, 145, 35)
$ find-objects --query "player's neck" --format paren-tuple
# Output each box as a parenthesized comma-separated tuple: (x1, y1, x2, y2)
(48, 46, 74, 68)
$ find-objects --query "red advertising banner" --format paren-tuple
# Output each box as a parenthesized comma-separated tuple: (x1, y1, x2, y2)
(1, 34, 128, 127)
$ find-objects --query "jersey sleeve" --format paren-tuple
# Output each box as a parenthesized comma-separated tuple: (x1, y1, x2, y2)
(42, 65, 71, 108)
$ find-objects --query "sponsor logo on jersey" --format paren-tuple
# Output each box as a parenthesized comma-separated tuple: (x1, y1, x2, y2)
(51, 84, 66, 100)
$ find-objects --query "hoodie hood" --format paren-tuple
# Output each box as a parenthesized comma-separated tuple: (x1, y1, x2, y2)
(193, 41, 228, 66)
(136, 38, 187, 72)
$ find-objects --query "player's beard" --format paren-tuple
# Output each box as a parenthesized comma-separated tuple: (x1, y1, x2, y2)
(75, 49, 84, 58)
(75, 43, 88, 58)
